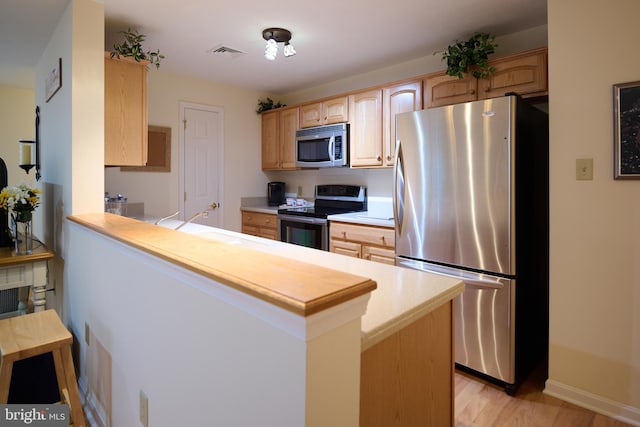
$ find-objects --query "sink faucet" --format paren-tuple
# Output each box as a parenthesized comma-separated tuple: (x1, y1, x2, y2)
(175, 203, 219, 230)
(154, 210, 180, 225)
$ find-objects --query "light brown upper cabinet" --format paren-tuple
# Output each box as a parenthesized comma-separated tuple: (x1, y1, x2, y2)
(478, 47, 548, 99)
(104, 53, 148, 166)
(261, 110, 279, 170)
(299, 96, 348, 128)
(382, 80, 423, 166)
(424, 47, 548, 108)
(423, 73, 477, 108)
(261, 107, 299, 170)
(348, 89, 383, 167)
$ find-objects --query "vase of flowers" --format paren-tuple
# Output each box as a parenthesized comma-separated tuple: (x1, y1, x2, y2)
(0, 183, 41, 255)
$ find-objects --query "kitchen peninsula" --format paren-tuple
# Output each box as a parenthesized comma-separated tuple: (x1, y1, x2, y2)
(68, 213, 463, 426)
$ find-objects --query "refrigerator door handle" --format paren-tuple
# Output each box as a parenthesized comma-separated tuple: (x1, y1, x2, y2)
(394, 139, 404, 234)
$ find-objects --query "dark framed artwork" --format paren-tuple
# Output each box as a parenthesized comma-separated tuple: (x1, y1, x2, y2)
(613, 81, 640, 179)
(120, 126, 171, 172)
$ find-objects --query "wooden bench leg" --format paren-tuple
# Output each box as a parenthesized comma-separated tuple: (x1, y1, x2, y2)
(52, 346, 86, 427)
(0, 358, 14, 403)
(52, 348, 67, 404)
(61, 346, 86, 427)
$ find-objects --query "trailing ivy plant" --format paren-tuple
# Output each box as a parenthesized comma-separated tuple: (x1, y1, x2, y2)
(440, 32, 498, 79)
(256, 98, 286, 114)
(111, 28, 165, 69)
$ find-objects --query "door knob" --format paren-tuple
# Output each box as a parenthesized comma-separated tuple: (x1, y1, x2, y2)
(210, 202, 219, 209)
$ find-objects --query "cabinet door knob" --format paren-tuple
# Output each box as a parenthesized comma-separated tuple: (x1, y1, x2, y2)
(376, 155, 382, 161)
(210, 202, 219, 209)
(469, 89, 476, 95)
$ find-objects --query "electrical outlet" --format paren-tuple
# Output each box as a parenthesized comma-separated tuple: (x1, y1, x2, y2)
(576, 158, 593, 180)
(140, 390, 149, 427)
(85, 322, 90, 346)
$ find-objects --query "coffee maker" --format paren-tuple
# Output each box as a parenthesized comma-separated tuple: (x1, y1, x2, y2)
(267, 182, 286, 206)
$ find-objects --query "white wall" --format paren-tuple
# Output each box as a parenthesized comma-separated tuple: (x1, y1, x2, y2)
(546, 0, 640, 423)
(0, 86, 36, 187)
(105, 71, 269, 231)
(33, 0, 104, 357)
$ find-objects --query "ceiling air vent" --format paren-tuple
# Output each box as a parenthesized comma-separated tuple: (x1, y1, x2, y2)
(207, 45, 246, 59)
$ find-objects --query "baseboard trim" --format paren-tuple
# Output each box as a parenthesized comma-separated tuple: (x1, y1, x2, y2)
(78, 376, 108, 427)
(544, 379, 640, 426)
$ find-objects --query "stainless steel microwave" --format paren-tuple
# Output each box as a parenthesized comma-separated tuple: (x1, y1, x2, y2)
(295, 123, 348, 168)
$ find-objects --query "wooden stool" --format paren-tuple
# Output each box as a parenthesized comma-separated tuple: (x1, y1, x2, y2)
(0, 309, 86, 426)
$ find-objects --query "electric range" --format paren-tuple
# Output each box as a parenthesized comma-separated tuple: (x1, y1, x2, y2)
(277, 185, 367, 250)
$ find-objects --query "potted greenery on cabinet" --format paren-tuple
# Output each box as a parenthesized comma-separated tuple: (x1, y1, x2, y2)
(440, 32, 498, 79)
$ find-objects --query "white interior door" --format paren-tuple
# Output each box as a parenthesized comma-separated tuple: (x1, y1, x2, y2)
(180, 103, 224, 227)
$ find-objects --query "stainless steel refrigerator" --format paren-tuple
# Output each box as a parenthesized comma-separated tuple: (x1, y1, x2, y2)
(394, 95, 548, 394)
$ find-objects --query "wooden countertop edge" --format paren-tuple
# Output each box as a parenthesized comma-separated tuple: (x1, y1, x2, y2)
(0, 245, 54, 267)
(68, 213, 377, 317)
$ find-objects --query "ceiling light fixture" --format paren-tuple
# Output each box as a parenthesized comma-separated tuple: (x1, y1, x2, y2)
(262, 28, 296, 60)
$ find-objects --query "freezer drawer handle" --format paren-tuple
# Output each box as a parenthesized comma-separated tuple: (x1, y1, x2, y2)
(463, 278, 504, 290)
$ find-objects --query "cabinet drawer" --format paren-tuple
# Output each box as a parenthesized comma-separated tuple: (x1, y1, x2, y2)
(0, 265, 27, 290)
(242, 225, 260, 236)
(330, 222, 395, 249)
(242, 212, 277, 229)
(363, 246, 396, 265)
(330, 240, 361, 258)
(259, 228, 277, 240)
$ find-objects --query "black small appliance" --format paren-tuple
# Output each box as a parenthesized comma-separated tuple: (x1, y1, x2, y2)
(0, 158, 12, 247)
(267, 182, 286, 206)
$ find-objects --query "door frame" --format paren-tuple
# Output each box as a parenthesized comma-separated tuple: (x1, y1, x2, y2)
(178, 101, 225, 226)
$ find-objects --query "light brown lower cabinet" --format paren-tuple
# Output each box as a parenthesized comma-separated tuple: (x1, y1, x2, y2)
(330, 222, 395, 265)
(241, 211, 277, 240)
(360, 301, 454, 427)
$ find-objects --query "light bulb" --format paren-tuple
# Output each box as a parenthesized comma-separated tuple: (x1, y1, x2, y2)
(265, 39, 277, 60)
(283, 43, 296, 57)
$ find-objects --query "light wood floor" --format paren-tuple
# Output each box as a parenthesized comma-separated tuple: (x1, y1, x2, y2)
(454, 365, 634, 427)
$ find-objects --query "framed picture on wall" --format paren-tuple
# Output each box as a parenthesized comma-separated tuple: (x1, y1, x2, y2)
(613, 80, 640, 179)
(45, 58, 62, 103)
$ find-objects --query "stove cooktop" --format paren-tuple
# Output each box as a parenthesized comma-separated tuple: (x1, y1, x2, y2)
(277, 206, 363, 218)
(277, 184, 367, 219)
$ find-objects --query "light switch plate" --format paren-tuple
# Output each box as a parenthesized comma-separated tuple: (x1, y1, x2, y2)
(576, 158, 593, 180)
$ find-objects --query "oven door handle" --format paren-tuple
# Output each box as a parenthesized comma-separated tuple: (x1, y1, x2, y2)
(278, 215, 327, 225)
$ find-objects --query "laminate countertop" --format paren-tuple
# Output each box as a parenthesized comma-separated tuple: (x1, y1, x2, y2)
(69, 213, 463, 350)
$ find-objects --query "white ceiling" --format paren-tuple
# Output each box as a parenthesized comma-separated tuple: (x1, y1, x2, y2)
(1, 0, 546, 94)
